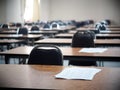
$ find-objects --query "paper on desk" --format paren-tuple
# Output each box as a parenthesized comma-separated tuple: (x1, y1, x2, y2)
(55, 67, 101, 80)
(79, 48, 107, 53)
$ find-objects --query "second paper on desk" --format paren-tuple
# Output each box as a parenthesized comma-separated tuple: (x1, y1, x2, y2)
(55, 67, 101, 80)
(79, 48, 107, 53)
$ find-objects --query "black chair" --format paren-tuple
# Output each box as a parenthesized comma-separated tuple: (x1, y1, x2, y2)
(31, 25, 40, 31)
(51, 23, 58, 29)
(1, 24, 9, 29)
(17, 27, 28, 35)
(69, 31, 97, 66)
(27, 44, 63, 65)
(43, 24, 51, 29)
(16, 23, 22, 27)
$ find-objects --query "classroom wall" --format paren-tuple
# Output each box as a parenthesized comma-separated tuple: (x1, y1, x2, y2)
(6, 0, 24, 23)
(0, 0, 120, 25)
(0, 0, 7, 24)
(40, 0, 50, 21)
(48, 0, 120, 24)
(0, 0, 24, 24)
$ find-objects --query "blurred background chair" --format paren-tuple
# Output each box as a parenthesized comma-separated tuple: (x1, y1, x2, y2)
(17, 27, 28, 35)
(31, 25, 40, 31)
(1, 24, 9, 29)
(16, 23, 22, 27)
(27, 44, 63, 65)
(69, 31, 97, 66)
(43, 23, 51, 29)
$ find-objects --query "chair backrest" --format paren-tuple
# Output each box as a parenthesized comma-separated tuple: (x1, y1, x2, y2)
(51, 23, 59, 29)
(43, 24, 51, 29)
(31, 25, 40, 31)
(27, 44, 63, 65)
(71, 31, 95, 47)
(17, 27, 28, 35)
(16, 23, 22, 27)
(1, 24, 9, 29)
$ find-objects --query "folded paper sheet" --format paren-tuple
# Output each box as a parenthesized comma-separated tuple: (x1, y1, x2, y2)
(79, 48, 107, 53)
(55, 67, 101, 80)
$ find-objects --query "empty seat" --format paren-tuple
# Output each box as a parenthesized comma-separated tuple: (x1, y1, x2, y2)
(31, 25, 40, 31)
(69, 31, 97, 66)
(17, 27, 28, 35)
(27, 44, 63, 65)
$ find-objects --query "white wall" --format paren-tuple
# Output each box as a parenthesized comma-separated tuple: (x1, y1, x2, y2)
(6, 0, 24, 23)
(47, 0, 120, 24)
(0, 0, 7, 24)
(0, 0, 120, 24)
(40, 0, 50, 21)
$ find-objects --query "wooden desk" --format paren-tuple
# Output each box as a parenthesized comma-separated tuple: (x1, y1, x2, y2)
(0, 30, 17, 34)
(34, 38, 120, 47)
(76, 27, 120, 31)
(0, 64, 120, 90)
(55, 33, 120, 39)
(69, 30, 120, 34)
(29, 30, 58, 37)
(0, 40, 25, 50)
(96, 34, 120, 39)
(0, 30, 58, 37)
(0, 34, 43, 45)
(0, 46, 120, 65)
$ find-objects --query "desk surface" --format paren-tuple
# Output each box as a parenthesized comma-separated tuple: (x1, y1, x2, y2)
(0, 34, 43, 39)
(35, 38, 120, 46)
(0, 39, 25, 44)
(69, 30, 120, 34)
(55, 33, 120, 39)
(77, 27, 120, 31)
(0, 64, 120, 90)
(0, 46, 120, 61)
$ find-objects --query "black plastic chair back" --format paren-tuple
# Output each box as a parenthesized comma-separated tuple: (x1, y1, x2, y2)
(1, 24, 9, 29)
(28, 44, 63, 65)
(43, 24, 50, 29)
(17, 27, 28, 35)
(51, 23, 58, 28)
(71, 31, 95, 47)
(16, 23, 22, 27)
(69, 31, 97, 66)
(31, 26, 40, 31)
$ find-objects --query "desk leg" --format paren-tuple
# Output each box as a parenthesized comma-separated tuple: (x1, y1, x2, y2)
(98, 61, 104, 67)
(5, 55, 10, 64)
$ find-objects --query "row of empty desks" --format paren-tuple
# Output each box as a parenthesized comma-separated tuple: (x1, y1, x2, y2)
(0, 34, 43, 45)
(0, 40, 25, 50)
(69, 30, 120, 34)
(34, 38, 120, 47)
(0, 46, 119, 66)
(54, 33, 120, 39)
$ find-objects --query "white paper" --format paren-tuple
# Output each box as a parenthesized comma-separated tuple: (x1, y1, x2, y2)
(55, 67, 101, 80)
(100, 30, 111, 33)
(79, 48, 107, 53)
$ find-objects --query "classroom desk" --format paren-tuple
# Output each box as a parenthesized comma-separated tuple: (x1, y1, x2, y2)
(0, 40, 25, 50)
(0, 64, 120, 90)
(69, 30, 120, 34)
(29, 30, 58, 37)
(0, 30, 58, 36)
(0, 46, 120, 66)
(0, 30, 17, 34)
(0, 34, 43, 45)
(54, 33, 120, 39)
(76, 27, 120, 31)
(96, 34, 120, 39)
(34, 38, 120, 47)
